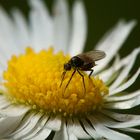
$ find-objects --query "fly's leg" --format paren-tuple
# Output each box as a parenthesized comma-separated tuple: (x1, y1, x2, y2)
(64, 70, 76, 92)
(60, 71, 66, 87)
(77, 69, 86, 94)
(88, 69, 93, 79)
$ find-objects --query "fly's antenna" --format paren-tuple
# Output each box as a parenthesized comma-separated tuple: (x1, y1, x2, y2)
(60, 71, 66, 88)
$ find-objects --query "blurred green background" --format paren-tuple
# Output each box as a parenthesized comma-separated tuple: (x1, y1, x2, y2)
(0, 0, 139, 139)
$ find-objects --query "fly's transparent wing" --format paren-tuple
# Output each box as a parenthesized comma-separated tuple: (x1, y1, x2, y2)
(77, 50, 106, 63)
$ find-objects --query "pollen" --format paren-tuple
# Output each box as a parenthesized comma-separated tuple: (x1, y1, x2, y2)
(3, 47, 108, 117)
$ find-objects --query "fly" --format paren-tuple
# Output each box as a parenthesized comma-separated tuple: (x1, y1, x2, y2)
(60, 50, 106, 92)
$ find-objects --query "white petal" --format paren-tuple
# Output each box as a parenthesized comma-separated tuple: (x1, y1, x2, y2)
(53, 0, 70, 53)
(110, 47, 140, 90)
(131, 95, 140, 107)
(12, 9, 30, 50)
(68, 133, 78, 140)
(8, 112, 35, 136)
(0, 54, 7, 71)
(0, 7, 20, 56)
(94, 20, 136, 73)
(0, 99, 11, 110)
(88, 117, 134, 140)
(81, 118, 103, 139)
(0, 105, 29, 117)
(104, 97, 140, 109)
(97, 113, 140, 128)
(53, 123, 68, 140)
(106, 90, 140, 102)
(99, 47, 138, 83)
(0, 95, 6, 101)
(45, 117, 61, 131)
(11, 113, 43, 139)
(0, 114, 25, 138)
(22, 115, 49, 140)
(99, 54, 120, 82)
(105, 119, 140, 129)
(120, 128, 140, 133)
(0, 9, 15, 68)
(69, 1, 87, 56)
(29, 0, 53, 52)
(0, 76, 3, 83)
(110, 68, 140, 95)
(102, 110, 140, 122)
(67, 119, 90, 139)
(30, 128, 51, 140)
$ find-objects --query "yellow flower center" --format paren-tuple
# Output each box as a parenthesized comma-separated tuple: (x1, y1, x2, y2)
(3, 47, 108, 117)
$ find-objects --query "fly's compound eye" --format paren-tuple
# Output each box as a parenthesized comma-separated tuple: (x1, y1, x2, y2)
(64, 63, 71, 71)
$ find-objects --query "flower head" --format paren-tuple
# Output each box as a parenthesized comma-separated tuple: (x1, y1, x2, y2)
(3, 47, 108, 118)
(0, 0, 140, 140)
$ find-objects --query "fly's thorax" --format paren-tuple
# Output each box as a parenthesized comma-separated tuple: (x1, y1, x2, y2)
(70, 56, 84, 68)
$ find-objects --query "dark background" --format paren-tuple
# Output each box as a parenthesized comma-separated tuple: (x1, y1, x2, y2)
(0, 0, 139, 139)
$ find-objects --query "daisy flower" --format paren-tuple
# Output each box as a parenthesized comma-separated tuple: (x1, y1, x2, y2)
(0, 0, 140, 140)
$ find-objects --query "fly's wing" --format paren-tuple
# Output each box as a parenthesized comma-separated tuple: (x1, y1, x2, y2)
(76, 50, 106, 64)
